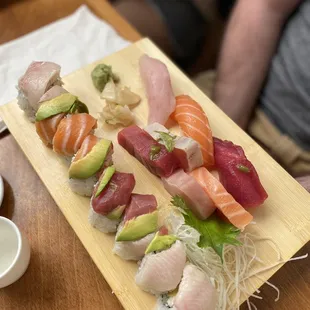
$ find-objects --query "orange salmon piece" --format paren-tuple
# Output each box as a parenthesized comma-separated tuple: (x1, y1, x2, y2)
(172, 95, 214, 168)
(73, 134, 99, 162)
(35, 113, 65, 146)
(53, 113, 97, 156)
(190, 167, 253, 230)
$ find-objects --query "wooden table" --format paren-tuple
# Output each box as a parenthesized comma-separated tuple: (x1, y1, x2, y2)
(0, 1, 309, 309)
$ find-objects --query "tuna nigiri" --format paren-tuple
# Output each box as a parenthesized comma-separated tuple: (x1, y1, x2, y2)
(214, 138, 268, 208)
(35, 113, 65, 146)
(156, 264, 217, 310)
(162, 169, 216, 220)
(135, 236, 186, 295)
(68, 135, 113, 197)
(89, 169, 136, 233)
(113, 194, 158, 260)
(144, 122, 203, 172)
(118, 125, 179, 178)
(139, 55, 175, 125)
(190, 167, 253, 230)
(17, 61, 62, 121)
(53, 113, 97, 157)
(172, 95, 214, 168)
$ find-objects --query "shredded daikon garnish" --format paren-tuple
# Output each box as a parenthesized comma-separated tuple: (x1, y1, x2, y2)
(164, 207, 308, 310)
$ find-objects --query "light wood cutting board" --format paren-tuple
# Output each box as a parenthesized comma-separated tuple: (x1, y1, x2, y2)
(1, 38, 310, 309)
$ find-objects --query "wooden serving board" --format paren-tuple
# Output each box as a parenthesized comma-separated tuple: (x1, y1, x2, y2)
(1, 38, 310, 309)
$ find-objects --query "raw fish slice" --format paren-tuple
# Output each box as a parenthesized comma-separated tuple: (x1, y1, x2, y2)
(53, 113, 97, 156)
(135, 240, 186, 295)
(139, 55, 175, 125)
(124, 194, 157, 221)
(118, 125, 179, 178)
(214, 138, 268, 207)
(39, 85, 67, 103)
(73, 134, 99, 162)
(144, 122, 203, 172)
(113, 232, 155, 261)
(173, 264, 217, 310)
(162, 169, 215, 219)
(35, 113, 65, 146)
(18, 61, 62, 111)
(91, 172, 135, 216)
(172, 95, 214, 168)
(190, 167, 253, 230)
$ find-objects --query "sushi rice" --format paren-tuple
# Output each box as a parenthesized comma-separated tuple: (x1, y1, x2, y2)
(68, 175, 97, 197)
(88, 206, 121, 233)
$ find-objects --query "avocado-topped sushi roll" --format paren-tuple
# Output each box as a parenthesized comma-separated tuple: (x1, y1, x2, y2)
(17, 61, 62, 121)
(68, 134, 113, 196)
(156, 264, 217, 310)
(89, 168, 136, 233)
(35, 92, 89, 148)
(113, 194, 158, 261)
(135, 230, 186, 295)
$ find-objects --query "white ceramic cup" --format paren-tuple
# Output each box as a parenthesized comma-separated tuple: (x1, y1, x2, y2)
(0, 217, 31, 288)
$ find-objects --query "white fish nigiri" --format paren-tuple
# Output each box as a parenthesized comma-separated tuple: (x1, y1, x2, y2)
(135, 240, 186, 295)
(139, 55, 175, 125)
(113, 232, 155, 261)
(156, 264, 217, 310)
(145, 122, 203, 172)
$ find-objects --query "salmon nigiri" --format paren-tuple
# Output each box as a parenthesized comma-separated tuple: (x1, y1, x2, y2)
(35, 113, 65, 146)
(190, 167, 253, 230)
(53, 113, 97, 156)
(172, 95, 214, 168)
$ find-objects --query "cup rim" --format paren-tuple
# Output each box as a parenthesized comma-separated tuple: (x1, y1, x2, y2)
(0, 217, 22, 279)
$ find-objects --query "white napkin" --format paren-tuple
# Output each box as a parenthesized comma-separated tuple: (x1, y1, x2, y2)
(0, 5, 130, 106)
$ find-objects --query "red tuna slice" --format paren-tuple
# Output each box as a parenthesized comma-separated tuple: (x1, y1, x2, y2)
(124, 194, 157, 222)
(91, 172, 136, 216)
(214, 138, 268, 208)
(118, 125, 180, 178)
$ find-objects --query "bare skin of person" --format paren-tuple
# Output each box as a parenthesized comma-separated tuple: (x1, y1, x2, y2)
(213, 0, 310, 191)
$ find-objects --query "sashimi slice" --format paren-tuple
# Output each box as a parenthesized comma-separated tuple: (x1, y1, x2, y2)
(35, 113, 65, 146)
(139, 55, 175, 125)
(162, 169, 215, 220)
(73, 134, 99, 162)
(145, 122, 203, 172)
(172, 264, 217, 310)
(214, 138, 268, 207)
(91, 172, 135, 216)
(190, 167, 253, 230)
(39, 85, 67, 103)
(135, 240, 186, 295)
(172, 95, 214, 168)
(18, 61, 62, 110)
(118, 125, 179, 178)
(52, 113, 97, 156)
(124, 194, 157, 222)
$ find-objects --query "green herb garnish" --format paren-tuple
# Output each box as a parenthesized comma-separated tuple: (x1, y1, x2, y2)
(150, 145, 161, 160)
(171, 195, 241, 261)
(237, 164, 250, 173)
(155, 131, 176, 152)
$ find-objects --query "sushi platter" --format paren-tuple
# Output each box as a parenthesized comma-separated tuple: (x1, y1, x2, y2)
(1, 38, 310, 309)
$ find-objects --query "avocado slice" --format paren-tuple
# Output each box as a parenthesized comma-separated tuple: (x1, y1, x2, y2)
(35, 93, 77, 121)
(106, 205, 126, 220)
(69, 139, 112, 179)
(145, 232, 177, 254)
(116, 210, 158, 242)
(95, 166, 116, 197)
(69, 99, 89, 114)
